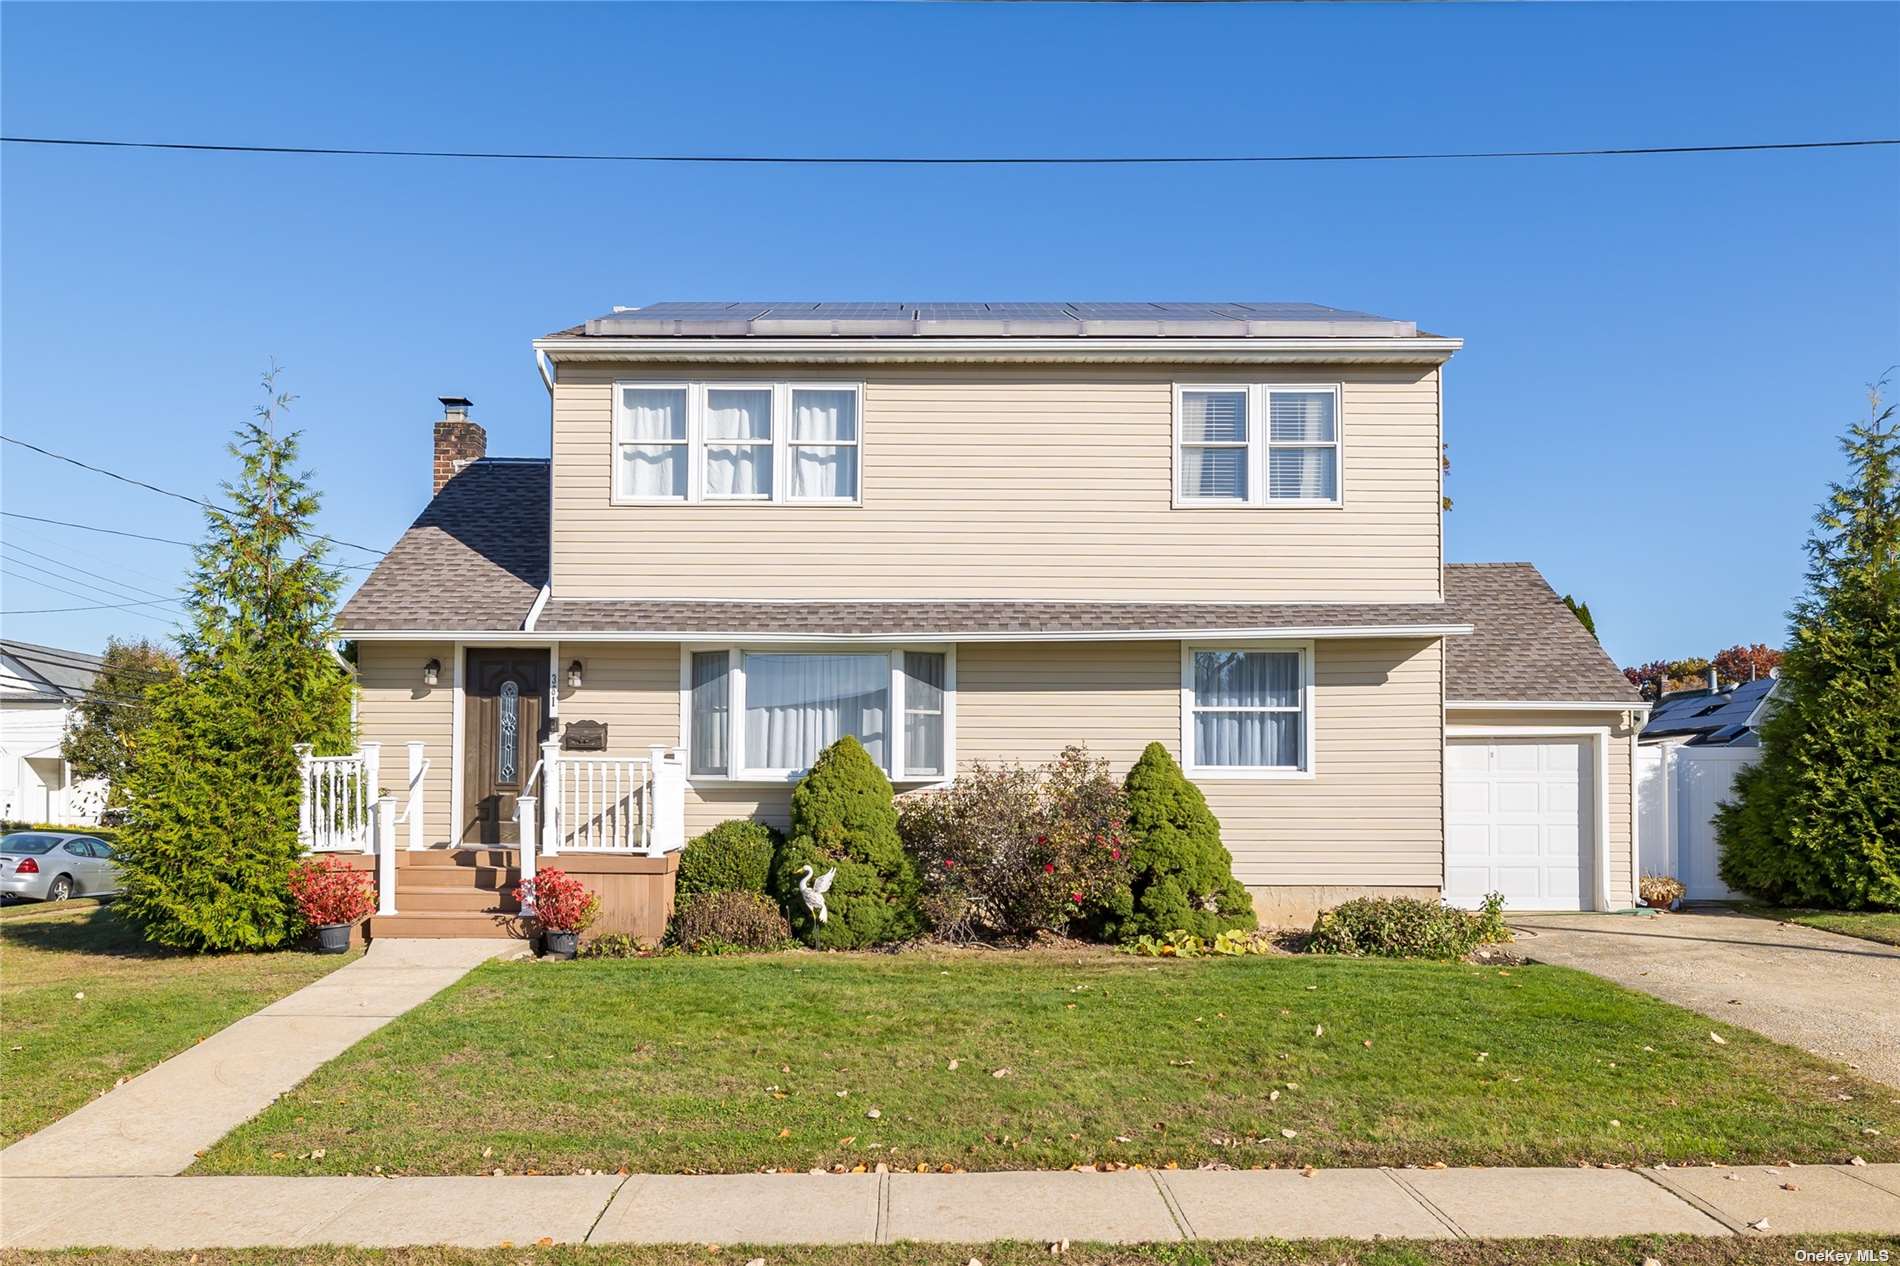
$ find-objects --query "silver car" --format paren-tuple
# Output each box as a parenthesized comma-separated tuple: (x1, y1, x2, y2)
(0, 831, 122, 903)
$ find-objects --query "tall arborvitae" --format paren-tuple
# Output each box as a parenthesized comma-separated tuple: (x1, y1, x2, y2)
(117, 372, 356, 949)
(1717, 381, 1899, 909)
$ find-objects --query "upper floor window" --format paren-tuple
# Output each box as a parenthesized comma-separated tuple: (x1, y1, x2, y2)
(1175, 384, 1340, 507)
(614, 382, 862, 505)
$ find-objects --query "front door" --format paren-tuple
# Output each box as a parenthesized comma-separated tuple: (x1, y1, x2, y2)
(462, 649, 550, 845)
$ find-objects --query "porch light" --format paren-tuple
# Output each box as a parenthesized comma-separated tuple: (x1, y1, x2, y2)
(422, 658, 441, 687)
(567, 659, 584, 688)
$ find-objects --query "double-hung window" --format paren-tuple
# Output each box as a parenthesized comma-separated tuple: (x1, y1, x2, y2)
(613, 381, 863, 504)
(1182, 644, 1313, 776)
(686, 647, 951, 782)
(1175, 384, 1341, 506)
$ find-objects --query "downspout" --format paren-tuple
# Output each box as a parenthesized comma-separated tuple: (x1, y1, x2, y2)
(523, 584, 551, 633)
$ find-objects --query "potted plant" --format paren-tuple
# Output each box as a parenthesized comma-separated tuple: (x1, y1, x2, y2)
(1639, 872, 1687, 912)
(289, 855, 377, 953)
(516, 866, 599, 959)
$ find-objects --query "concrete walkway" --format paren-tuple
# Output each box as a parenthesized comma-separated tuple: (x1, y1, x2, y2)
(0, 938, 517, 1178)
(1511, 909, 1900, 1088)
(4, 1164, 1897, 1248)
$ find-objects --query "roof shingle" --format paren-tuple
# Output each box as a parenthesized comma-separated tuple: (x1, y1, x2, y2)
(1443, 564, 1641, 704)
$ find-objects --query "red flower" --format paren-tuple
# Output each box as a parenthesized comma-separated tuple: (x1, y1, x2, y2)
(1036, 834, 1047, 845)
(943, 858, 955, 869)
(1043, 863, 1055, 874)
(1070, 891, 1084, 903)
(1111, 849, 1121, 860)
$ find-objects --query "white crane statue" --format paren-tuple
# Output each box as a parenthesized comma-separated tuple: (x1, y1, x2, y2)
(796, 864, 838, 924)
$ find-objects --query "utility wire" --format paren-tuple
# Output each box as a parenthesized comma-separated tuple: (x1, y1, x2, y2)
(1, 541, 182, 605)
(0, 558, 182, 622)
(0, 570, 180, 618)
(0, 511, 378, 570)
(3, 134, 1896, 165)
(0, 435, 389, 557)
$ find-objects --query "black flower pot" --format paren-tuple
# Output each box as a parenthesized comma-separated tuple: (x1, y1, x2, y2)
(542, 930, 578, 960)
(316, 923, 353, 954)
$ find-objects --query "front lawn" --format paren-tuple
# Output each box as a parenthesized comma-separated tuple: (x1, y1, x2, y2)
(0, 902, 360, 1146)
(196, 951, 1900, 1176)
(1746, 905, 1900, 947)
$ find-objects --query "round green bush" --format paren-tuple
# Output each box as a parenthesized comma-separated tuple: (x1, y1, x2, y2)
(769, 736, 920, 948)
(1085, 742, 1255, 942)
(677, 819, 780, 898)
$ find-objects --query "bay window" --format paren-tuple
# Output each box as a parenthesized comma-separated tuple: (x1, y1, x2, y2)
(1175, 384, 1341, 507)
(686, 646, 952, 781)
(1182, 643, 1314, 777)
(613, 380, 863, 504)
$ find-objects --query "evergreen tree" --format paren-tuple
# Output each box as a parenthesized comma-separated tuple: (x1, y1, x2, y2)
(1717, 382, 1900, 909)
(1561, 594, 1597, 639)
(770, 736, 919, 948)
(117, 372, 356, 950)
(59, 638, 179, 809)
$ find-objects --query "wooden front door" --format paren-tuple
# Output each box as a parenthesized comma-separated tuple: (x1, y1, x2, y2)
(462, 649, 550, 845)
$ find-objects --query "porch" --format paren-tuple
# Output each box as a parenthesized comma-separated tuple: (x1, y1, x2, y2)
(296, 741, 686, 940)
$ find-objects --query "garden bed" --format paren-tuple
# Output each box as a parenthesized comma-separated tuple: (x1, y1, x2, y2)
(194, 952, 1899, 1177)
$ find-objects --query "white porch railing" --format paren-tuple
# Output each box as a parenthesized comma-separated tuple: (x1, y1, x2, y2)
(297, 743, 380, 853)
(537, 743, 688, 857)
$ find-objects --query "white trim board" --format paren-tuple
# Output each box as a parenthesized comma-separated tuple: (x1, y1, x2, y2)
(347, 624, 1472, 644)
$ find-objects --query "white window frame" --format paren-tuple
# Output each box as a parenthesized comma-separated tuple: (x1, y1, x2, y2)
(612, 380, 865, 507)
(1172, 383, 1343, 509)
(1180, 640, 1317, 780)
(679, 643, 955, 785)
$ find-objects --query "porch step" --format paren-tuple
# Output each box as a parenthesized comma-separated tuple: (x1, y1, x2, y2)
(395, 884, 522, 914)
(365, 909, 524, 940)
(400, 848, 520, 869)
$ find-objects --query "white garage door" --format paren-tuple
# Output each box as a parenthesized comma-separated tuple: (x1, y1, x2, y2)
(1447, 737, 1593, 911)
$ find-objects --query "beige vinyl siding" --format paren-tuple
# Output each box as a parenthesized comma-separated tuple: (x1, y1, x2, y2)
(353, 641, 454, 847)
(1446, 707, 1638, 909)
(550, 363, 1442, 603)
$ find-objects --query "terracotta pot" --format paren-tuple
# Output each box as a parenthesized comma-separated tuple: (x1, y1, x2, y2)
(542, 930, 578, 960)
(316, 923, 353, 954)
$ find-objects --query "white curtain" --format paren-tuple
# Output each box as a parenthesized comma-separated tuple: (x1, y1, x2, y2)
(1193, 650, 1301, 767)
(689, 652, 730, 776)
(744, 653, 887, 770)
(902, 652, 946, 776)
(704, 389, 773, 498)
(618, 387, 687, 498)
(791, 389, 858, 499)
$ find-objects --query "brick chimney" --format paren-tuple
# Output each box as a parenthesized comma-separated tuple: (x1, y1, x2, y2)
(433, 397, 485, 495)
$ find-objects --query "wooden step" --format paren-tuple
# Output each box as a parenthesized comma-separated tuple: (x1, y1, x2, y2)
(400, 848, 519, 869)
(396, 885, 522, 913)
(365, 910, 524, 939)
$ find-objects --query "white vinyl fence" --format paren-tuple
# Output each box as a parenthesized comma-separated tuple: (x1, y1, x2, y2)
(1636, 742, 1760, 901)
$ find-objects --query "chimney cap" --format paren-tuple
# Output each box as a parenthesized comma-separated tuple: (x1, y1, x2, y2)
(439, 396, 474, 412)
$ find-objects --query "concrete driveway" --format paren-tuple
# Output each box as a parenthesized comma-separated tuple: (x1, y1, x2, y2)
(1510, 908, 1900, 1089)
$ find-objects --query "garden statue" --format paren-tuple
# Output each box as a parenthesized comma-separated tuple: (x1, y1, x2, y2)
(796, 864, 838, 924)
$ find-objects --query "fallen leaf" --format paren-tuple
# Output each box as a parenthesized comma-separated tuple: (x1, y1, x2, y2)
(1313, 1025, 1324, 1037)
(1280, 1128, 1298, 1139)
(866, 1108, 882, 1120)
(947, 1059, 960, 1071)
(1709, 1032, 1728, 1045)
(835, 1090, 849, 1098)
(74, 992, 85, 1000)
(1781, 1182, 1800, 1192)
(1361, 1039, 1373, 1049)
(1748, 1217, 1771, 1231)
(777, 1128, 791, 1138)
(992, 1067, 1012, 1078)
(536, 1238, 554, 1248)
(1268, 1090, 1280, 1103)
(746, 1259, 766, 1266)
(1849, 1155, 1868, 1166)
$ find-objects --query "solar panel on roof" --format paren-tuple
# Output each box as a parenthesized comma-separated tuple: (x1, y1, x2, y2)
(578, 301, 1420, 339)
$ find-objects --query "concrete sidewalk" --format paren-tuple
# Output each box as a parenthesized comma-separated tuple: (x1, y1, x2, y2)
(4, 1164, 1897, 1248)
(0, 938, 517, 1178)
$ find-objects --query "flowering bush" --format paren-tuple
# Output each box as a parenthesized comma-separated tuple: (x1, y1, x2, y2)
(899, 745, 1131, 938)
(515, 866, 600, 935)
(288, 855, 375, 928)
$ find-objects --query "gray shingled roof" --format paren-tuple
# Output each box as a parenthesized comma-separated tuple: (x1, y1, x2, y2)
(550, 301, 1421, 340)
(1443, 564, 1641, 704)
(534, 598, 1462, 638)
(336, 460, 548, 633)
(0, 640, 105, 702)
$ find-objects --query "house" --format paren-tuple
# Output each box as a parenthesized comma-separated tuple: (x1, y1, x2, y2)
(1641, 674, 1777, 749)
(1635, 673, 1777, 902)
(329, 301, 1646, 938)
(0, 640, 109, 825)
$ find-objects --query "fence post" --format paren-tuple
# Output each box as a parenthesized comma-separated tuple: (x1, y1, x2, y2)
(375, 795, 397, 916)
(405, 741, 427, 851)
(649, 746, 687, 857)
(540, 740, 562, 856)
(295, 743, 314, 848)
(517, 795, 538, 912)
(359, 742, 383, 854)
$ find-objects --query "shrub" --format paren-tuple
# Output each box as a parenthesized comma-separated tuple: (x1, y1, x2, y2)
(1640, 873, 1687, 908)
(287, 855, 375, 928)
(516, 866, 599, 935)
(900, 745, 1131, 939)
(1307, 893, 1511, 960)
(769, 736, 920, 948)
(1085, 742, 1254, 942)
(1126, 928, 1277, 958)
(677, 820, 780, 898)
(579, 932, 649, 959)
(669, 889, 793, 954)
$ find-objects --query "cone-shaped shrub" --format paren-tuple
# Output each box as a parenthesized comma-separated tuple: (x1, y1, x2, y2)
(1087, 741, 1255, 941)
(769, 736, 920, 948)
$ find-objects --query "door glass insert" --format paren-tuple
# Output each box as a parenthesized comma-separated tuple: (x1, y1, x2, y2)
(498, 679, 519, 783)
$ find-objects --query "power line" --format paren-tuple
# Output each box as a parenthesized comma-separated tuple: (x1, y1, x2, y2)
(0, 571, 180, 619)
(0, 559, 182, 626)
(1, 541, 181, 604)
(3, 134, 1895, 166)
(0, 435, 388, 557)
(0, 511, 378, 570)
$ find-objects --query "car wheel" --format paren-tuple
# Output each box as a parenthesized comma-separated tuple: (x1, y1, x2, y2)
(47, 875, 74, 902)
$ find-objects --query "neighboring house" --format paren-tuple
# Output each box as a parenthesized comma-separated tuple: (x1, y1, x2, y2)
(332, 301, 1646, 937)
(1635, 674, 1777, 902)
(0, 640, 108, 825)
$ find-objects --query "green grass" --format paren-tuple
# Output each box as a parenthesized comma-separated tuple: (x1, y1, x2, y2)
(3, 1238, 1893, 1266)
(1746, 904, 1900, 946)
(195, 950, 1900, 1177)
(0, 903, 360, 1146)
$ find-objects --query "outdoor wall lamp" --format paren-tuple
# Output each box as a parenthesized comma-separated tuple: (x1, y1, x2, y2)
(567, 659, 584, 688)
(422, 658, 441, 687)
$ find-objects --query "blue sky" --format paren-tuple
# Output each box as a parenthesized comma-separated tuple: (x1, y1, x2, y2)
(2, 1, 1895, 668)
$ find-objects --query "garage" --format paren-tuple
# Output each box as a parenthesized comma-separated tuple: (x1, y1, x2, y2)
(1446, 736, 1594, 911)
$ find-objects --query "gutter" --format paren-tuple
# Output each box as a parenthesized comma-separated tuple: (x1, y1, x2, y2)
(346, 622, 1473, 645)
